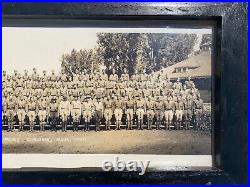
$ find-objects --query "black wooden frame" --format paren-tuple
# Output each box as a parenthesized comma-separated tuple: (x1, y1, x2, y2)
(1, 2, 248, 184)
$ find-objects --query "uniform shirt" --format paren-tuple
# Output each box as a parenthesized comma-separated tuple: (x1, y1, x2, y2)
(18, 100, 27, 110)
(2, 99, 7, 113)
(71, 100, 81, 110)
(106, 81, 114, 89)
(175, 101, 184, 110)
(173, 82, 183, 90)
(155, 101, 163, 110)
(37, 100, 47, 110)
(120, 74, 129, 82)
(109, 74, 118, 82)
(31, 72, 40, 82)
(185, 80, 194, 89)
(3, 89, 8, 98)
(49, 102, 58, 112)
(28, 101, 37, 111)
(136, 100, 146, 110)
(50, 89, 58, 96)
(72, 89, 79, 98)
(94, 101, 104, 112)
(165, 81, 173, 89)
(3, 74, 7, 83)
(50, 74, 57, 82)
(6, 80, 13, 89)
(184, 99, 195, 110)
(23, 74, 30, 82)
(7, 100, 16, 110)
(81, 74, 90, 82)
(104, 100, 112, 109)
(112, 100, 122, 111)
(59, 100, 71, 110)
(164, 100, 175, 110)
(127, 100, 136, 110)
(83, 101, 93, 111)
(140, 74, 148, 82)
(41, 74, 48, 82)
(146, 100, 155, 110)
(12, 73, 18, 82)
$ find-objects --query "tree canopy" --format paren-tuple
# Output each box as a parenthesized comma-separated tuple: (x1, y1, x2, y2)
(60, 33, 201, 77)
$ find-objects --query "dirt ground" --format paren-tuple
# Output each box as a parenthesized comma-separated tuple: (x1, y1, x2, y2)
(2, 130, 211, 154)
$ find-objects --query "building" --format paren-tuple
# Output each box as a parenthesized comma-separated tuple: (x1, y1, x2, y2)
(161, 50, 212, 103)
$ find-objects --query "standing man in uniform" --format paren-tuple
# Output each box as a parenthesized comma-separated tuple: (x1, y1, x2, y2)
(146, 97, 155, 130)
(48, 98, 59, 132)
(175, 97, 184, 130)
(38, 97, 48, 131)
(83, 96, 93, 131)
(173, 78, 183, 91)
(17, 96, 27, 131)
(71, 96, 82, 131)
(194, 95, 204, 130)
(93, 97, 104, 131)
(31, 68, 40, 82)
(109, 69, 118, 82)
(27, 97, 38, 132)
(113, 96, 123, 130)
(6, 96, 16, 132)
(59, 96, 71, 132)
(164, 96, 175, 130)
(155, 97, 164, 130)
(135, 96, 146, 130)
(23, 70, 30, 82)
(120, 68, 129, 82)
(126, 96, 136, 130)
(183, 96, 195, 129)
(103, 96, 113, 131)
(185, 76, 195, 89)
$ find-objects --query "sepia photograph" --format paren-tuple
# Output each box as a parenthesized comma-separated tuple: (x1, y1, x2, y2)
(2, 26, 213, 168)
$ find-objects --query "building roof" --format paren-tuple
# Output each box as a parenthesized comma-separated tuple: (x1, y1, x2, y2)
(160, 51, 211, 79)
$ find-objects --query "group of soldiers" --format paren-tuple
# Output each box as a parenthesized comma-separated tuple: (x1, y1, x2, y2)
(2, 68, 204, 132)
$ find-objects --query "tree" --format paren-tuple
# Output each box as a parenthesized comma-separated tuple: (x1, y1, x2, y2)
(135, 34, 151, 73)
(60, 33, 198, 77)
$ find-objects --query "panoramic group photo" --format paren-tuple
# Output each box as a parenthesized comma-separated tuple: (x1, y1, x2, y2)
(2, 27, 212, 155)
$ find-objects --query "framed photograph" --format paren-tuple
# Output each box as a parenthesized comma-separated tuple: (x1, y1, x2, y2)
(2, 2, 248, 184)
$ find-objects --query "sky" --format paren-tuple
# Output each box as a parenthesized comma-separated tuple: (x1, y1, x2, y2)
(2, 27, 212, 75)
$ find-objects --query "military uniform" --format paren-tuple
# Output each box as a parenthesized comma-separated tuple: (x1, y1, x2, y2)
(37, 98, 48, 131)
(6, 98, 16, 131)
(173, 80, 182, 91)
(126, 99, 135, 130)
(50, 71, 58, 82)
(136, 99, 146, 129)
(3, 71, 7, 83)
(27, 99, 38, 132)
(109, 73, 118, 82)
(194, 98, 204, 129)
(185, 79, 194, 89)
(104, 99, 113, 130)
(113, 99, 123, 130)
(120, 73, 129, 82)
(146, 99, 155, 130)
(175, 99, 184, 129)
(155, 98, 164, 129)
(164, 98, 175, 129)
(83, 99, 93, 131)
(59, 98, 71, 131)
(49, 99, 59, 131)
(17, 98, 27, 131)
(93, 100, 104, 131)
(71, 99, 82, 131)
